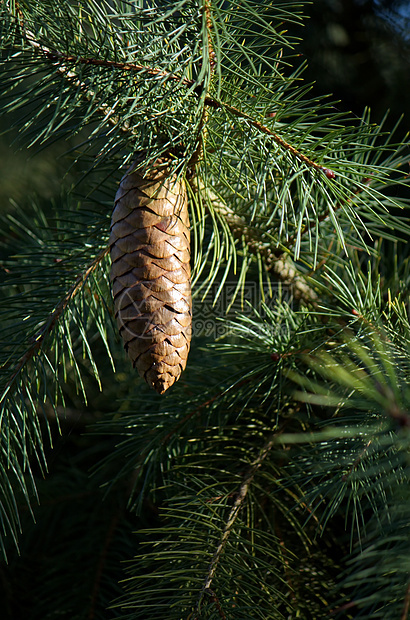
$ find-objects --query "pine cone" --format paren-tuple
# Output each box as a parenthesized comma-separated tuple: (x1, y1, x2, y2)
(110, 160, 191, 394)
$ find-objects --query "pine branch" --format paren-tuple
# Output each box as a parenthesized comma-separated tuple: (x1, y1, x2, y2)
(341, 437, 374, 483)
(13, 19, 136, 133)
(206, 99, 336, 177)
(188, 0, 216, 168)
(7, 3, 408, 271)
(1, 3, 409, 617)
(194, 589, 227, 619)
(31, 51, 190, 86)
(131, 378, 257, 488)
(204, 0, 217, 74)
(10, 4, 334, 177)
(194, 432, 277, 617)
(0, 246, 109, 405)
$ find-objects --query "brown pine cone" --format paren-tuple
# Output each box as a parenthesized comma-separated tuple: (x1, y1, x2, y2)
(109, 160, 191, 394)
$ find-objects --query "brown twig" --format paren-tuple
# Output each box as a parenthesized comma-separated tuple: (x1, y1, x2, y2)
(204, 0, 216, 73)
(401, 582, 410, 620)
(273, 518, 297, 604)
(330, 599, 357, 615)
(212, 100, 335, 176)
(188, 0, 216, 169)
(0, 247, 109, 405)
(160, 376, 253, 447)
(341, 438, 373, 482)
(19, 33, 136, 132)
(270, 348, 312, 362)
(40, 50, 189, 85)
(201, 589, 227, 619)
(193, 433, 277, 618)
(14, 9, 330, 176)
(160, 392, 220, 447)
(350, 308, 391, 340)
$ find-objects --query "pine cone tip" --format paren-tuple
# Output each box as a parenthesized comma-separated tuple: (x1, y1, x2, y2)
(150, 377, 172, 395)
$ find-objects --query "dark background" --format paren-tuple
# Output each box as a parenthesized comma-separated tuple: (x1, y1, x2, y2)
(295, 0, 410, 127)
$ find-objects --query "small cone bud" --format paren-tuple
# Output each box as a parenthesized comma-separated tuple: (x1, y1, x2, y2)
(110, 160, 191, 393)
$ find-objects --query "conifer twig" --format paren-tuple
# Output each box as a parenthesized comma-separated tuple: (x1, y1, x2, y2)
(188, 0, 215, 168)
(201, 589, 227, 619)
(0, 247, 109, 405)
(193, 433, 277, 618)
(208, 100, 335, 177)
(160, 376, 255, 448)
(15, 29, 134, 131)
(341, 438, 374, 482)
(13, 9, 331, 176)
(32, 49, 189, 85)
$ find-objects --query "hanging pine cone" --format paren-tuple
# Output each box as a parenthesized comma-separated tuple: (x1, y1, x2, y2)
(109, 160, 191, 394)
